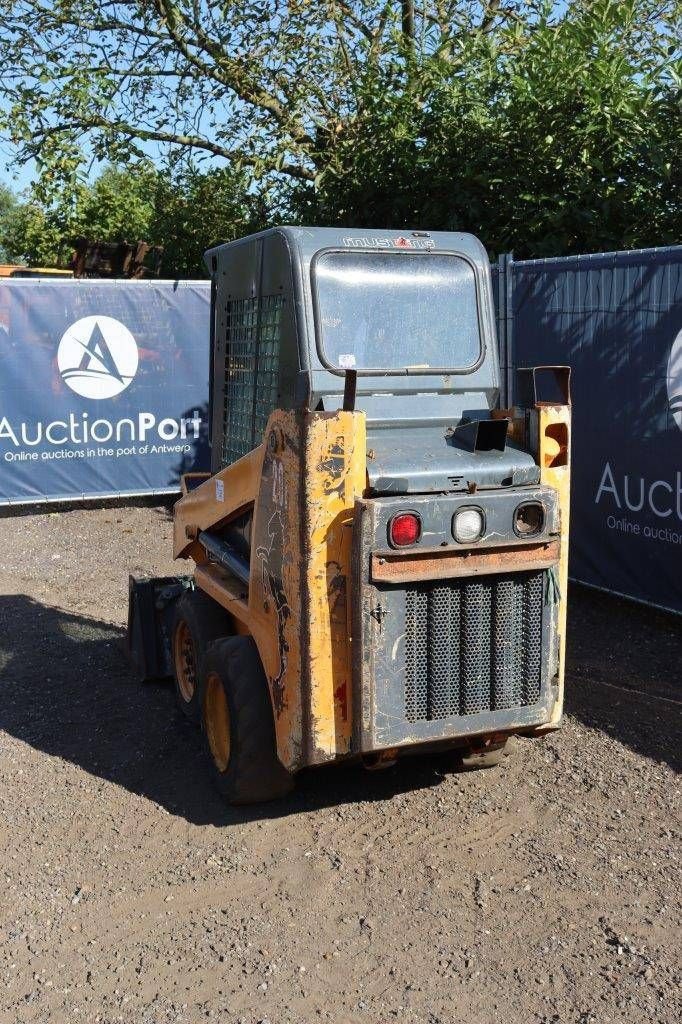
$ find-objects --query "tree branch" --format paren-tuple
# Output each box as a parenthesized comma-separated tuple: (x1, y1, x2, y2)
(36, 117, 316, 181)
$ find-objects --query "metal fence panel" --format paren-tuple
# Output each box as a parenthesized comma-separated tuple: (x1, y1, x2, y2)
(0, 279, 211, 506)
(506, 246, 682, 613)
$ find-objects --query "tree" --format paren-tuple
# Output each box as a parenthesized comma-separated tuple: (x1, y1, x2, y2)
(0, 2, 679, 255)
(0, 164, 261, 275)
(148, 167, 267, 276)
(295, 1, 681, 254)
(0, 184, 18, 261)
(0, 195, 66, 266)
(0, 168, 154, 267)
(69, 165, 157, 244)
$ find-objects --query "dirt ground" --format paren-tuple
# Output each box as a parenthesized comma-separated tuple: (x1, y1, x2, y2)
(0, 505, 679, 1024)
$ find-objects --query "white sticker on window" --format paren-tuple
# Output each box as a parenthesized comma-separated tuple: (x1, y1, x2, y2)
(215, 479, 224, 502)
(338, 353, 356, 368)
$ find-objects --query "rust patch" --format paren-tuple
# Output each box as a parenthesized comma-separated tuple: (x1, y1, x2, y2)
(371, 540, 560, 584)
(334, 680, 349, 723)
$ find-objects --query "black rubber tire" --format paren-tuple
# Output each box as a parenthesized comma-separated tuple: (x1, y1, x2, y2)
(200, 636, 294, 804)
(457, 740, 510, 770)
(171, 588, 230, 722)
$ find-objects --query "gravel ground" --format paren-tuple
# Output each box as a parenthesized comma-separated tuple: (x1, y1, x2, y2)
(0, 505, 679, 1024)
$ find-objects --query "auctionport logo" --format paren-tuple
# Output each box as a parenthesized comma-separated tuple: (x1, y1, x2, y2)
(57, 316, 139, 399)
(668, 328, 682, 431)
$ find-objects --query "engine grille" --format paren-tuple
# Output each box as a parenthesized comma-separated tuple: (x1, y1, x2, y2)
(404, 570, 545, 722)
(221, 295, 283, 467)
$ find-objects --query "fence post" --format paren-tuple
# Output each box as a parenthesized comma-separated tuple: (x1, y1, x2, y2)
(505, 253, 515, 406)
(495, 252, 514, 407)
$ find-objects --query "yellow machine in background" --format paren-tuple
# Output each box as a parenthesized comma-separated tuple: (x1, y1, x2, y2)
(128, 227, 570, 803)
(0, 265, 73, 278)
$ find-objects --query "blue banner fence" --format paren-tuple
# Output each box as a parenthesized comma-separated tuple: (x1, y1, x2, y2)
(2, 249, 680, 612)
(498, 245, 682, 614)
(0, 279, 210, 506)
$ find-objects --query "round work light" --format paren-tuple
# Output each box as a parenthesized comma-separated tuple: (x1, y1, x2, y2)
(452, 507, 485, 544)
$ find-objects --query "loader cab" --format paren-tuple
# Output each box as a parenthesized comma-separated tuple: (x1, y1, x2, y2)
(205, 227, 525, 494)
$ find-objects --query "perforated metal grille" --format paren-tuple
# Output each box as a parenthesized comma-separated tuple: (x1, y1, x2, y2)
(221, 295, 283, 467)
(404, 570, 544, 721)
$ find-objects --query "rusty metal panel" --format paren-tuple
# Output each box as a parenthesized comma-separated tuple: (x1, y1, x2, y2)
(228, 408, 367, 771)
(175, 407, 367, 773)
(370, 539, 560, 584)
(353, 493, 561, 753)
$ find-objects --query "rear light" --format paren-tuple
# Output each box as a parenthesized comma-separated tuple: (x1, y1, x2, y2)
(452, 507, 485, 544)
(389, 512, 422, 547)
(513, 501, 544, 537)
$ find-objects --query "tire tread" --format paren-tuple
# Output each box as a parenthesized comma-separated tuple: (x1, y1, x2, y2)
(201, 636, 293, 804)
(171, 588, 230, 721)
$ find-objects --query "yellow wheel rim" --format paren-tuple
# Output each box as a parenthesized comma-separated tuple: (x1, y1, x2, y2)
(173, 620, 196, 703)
(205, 672, 230, 773)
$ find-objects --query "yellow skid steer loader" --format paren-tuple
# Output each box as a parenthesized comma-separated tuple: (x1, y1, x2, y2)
(128, 227, 570, 803)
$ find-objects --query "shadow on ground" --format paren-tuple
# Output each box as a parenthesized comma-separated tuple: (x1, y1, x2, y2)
(0, 594, 450, 826)
(565, 584, 681, 773)
(0, 586, 678, 827)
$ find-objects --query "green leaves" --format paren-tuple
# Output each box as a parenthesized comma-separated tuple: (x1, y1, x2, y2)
(0, 198, 66, 266)
(0, 1, 679, 257)
(0, 185, 19, 261)
(0, 163, 260, 275)
(299, 0, 681, 254)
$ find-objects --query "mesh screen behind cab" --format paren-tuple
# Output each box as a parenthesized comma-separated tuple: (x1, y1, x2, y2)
(404, 570, 544, 721)
(221, 295, 283, 467)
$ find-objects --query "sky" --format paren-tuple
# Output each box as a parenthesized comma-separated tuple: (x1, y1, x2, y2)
(1, 158, 34, 193)
(0, 136, 35, 194)
(0, 140, 166, 198)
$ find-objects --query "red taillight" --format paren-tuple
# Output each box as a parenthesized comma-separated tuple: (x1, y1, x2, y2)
(389, 512, 421, 547)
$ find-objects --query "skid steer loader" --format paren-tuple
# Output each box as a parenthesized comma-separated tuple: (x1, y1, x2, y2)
(127, 227, 571, 803)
